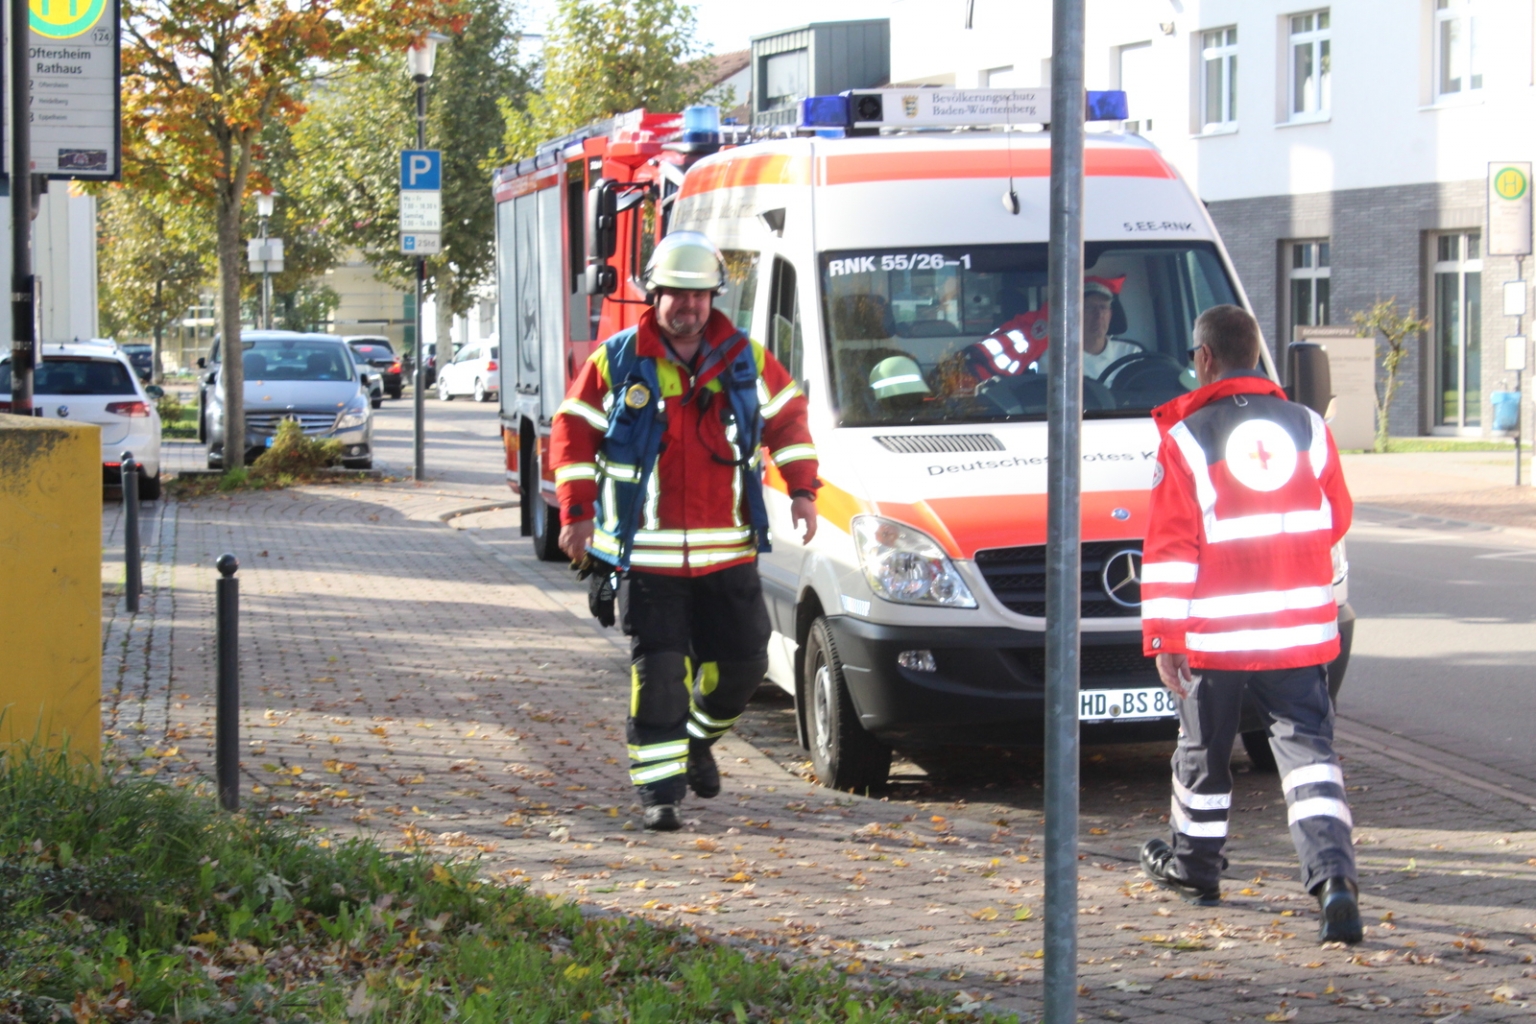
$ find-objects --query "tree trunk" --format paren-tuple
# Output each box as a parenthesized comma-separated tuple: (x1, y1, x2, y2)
(217, 187, 246, 469)
(152, 279, 164, 384)
(433, 267, 455, 367)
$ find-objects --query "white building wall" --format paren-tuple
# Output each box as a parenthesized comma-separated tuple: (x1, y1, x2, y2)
(34, 187, 98, 344)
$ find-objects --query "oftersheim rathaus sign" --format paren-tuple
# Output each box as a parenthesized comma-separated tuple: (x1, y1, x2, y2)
(29, 0, 122, 180)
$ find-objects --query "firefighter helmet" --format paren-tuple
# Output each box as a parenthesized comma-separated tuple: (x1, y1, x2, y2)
(869, 356, 932, 400)
(643, 231, 726, 292)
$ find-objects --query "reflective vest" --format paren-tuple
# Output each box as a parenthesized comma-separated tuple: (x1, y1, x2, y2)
(963, 309, 1048, 380)
(593, 326, 771, 571)
(1141, 373, 1353, 671)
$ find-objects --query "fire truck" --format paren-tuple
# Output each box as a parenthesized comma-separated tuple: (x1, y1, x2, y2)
(492, 107, 720, 559)
(490, 93, 1352, 791)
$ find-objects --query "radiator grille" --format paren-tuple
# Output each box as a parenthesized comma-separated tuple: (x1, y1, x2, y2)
(975, 540, 1144, 618)
(1019, 644, 1157, 680)
(873, 433, 1005, 454)
(246, 413, 336, 436)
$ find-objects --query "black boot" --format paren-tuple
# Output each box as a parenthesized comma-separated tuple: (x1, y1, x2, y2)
(1139, 838, 1221, 906)
(687, 739, 721, 799)
(638, 777, 685, 832)
(642, 805, 681, 831)
(1312, 877, 1362, 944)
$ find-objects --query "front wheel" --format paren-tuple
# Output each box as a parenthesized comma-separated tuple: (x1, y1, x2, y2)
(529, 444, 564, 562)
(438, 378, 453, 401)
(803, 618, 892, 792)
(1241, 730, 1279, 773)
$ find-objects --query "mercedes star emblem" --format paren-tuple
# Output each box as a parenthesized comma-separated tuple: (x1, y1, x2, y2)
(1101, 548, 1143, 609)
(56, 405, 69, 418)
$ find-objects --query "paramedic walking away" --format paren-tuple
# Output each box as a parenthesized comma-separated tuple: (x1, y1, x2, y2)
(1138, 304, 1361, 945)
(551, 232, 819, 832)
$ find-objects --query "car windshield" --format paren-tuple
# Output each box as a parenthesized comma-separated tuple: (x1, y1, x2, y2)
(0, 357, 137, 395)
(820, 241, 1239, 426)
(350, 343, 394, 359)
(240, 342, 357, 382)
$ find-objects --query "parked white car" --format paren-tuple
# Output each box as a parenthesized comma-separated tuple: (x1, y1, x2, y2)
(436, 342, 500, 402)
(0, 342, 164, 499)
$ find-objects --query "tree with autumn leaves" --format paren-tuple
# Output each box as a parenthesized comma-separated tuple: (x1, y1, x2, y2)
(119, 0, 462, 468)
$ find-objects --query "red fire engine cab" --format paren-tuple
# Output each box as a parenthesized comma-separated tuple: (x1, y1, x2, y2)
(491, 106, 726, 558)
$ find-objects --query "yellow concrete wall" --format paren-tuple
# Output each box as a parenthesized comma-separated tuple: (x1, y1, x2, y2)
(0, 414, 101, 763)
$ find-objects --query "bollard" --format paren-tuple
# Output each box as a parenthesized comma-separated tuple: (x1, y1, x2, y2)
(215, 553, 240, 811)
(121, 451, 142, 614)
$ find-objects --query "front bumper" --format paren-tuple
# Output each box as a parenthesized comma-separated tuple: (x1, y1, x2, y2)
(826, 601, 1357, 746)
(206, 413, 370, 465)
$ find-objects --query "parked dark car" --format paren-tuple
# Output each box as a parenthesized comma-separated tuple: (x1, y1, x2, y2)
(401, 343, 439, 389)
(119, 343, 155, 382)
(344, 337, 403, 399)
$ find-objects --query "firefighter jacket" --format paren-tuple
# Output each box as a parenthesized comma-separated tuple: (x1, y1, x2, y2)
(1141, 371, 1352, 671)
(551, 308, 818, 577)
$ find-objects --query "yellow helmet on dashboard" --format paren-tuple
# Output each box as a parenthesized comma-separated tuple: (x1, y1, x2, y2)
(643, 231, 726, 292)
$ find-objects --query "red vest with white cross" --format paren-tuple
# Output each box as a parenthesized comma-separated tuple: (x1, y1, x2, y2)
(1141, 373, 1353, 671)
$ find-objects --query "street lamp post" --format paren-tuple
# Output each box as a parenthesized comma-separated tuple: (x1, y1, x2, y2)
(255, 192, 276, 329)
(406, 33, 445, 482)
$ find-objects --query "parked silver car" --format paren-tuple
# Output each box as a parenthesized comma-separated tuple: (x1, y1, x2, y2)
(201, 332, 374, 470)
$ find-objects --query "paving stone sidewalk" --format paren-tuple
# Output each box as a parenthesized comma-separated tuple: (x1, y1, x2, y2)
(101, 484, 1536, 1023)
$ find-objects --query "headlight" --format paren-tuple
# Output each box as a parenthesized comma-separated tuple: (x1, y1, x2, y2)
(335, 395, 370, 431)
(851, 515, 977, 608)
(1331, 541, 1348, 586)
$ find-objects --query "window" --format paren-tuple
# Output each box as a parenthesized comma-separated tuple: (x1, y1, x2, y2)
(1435, 0, 1482, 97)
(819, 242, 1237, 426)
(1117, 42, 1154, 133)
(1289, 10, 1331, 120)
(768, 258, 803, 385)
(0, 357, 137, 396)
(763, 50, 809, 112)
(1287, 240, 1331, 345)
(1434, 232, 1483, 429)
(1201, 27, 1238, 130)
(984, 66, 1019, 88)
(718, 251, 760, 335)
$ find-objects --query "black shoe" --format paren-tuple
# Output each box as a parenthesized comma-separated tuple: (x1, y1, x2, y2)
(1139, 838, 1221, 906)
(687, 740, 721, 799)
(1312, 877, 1362, 945)
(643, 805, 682, 832)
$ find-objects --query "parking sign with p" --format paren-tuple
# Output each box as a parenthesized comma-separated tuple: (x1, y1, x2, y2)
(401, 150, 442, 190)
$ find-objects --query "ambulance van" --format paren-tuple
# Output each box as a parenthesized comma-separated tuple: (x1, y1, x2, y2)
(664, 91, 1354, 791)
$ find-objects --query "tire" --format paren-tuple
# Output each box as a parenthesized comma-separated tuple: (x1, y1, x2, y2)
(803, 617, 892, 792)
(139, 471, 162, 502)
(529, 443, 564, 562)
(1241, 730, 1279, 773)
(371, 396, 382, 409)
(388, 388, 403, 400)
(474, 378, 489, 403)
(439, 378, 453, 401)
(207, 447, 221, 470)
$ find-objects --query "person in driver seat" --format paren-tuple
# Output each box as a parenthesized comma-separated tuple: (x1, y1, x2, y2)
(963, 276, 1135, 380)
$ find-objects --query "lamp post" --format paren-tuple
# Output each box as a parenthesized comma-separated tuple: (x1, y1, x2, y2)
(407, 32, 446, 482)
(255, 192, 276, 329)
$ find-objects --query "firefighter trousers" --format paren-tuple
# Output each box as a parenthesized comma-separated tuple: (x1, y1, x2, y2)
(1167, 664, 1356, 894)
(618, 562, 771, 804)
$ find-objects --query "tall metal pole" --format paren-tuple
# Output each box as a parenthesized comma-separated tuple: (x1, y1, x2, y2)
(1044, 1, 1086, 1020)
(412, 77, 428, 480)
(9, 0, 35, 415)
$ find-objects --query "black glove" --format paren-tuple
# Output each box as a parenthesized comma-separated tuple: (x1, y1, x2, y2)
(574, 554, 617, 627)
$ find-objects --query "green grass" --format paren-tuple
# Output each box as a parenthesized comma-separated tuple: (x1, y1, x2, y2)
(1341, 436, 1516, 454)
(0, 750, 1006, 1023)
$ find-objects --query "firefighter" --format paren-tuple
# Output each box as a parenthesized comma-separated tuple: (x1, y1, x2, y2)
(1138, 304, 1361, 945)
(551, 231, 819, 833)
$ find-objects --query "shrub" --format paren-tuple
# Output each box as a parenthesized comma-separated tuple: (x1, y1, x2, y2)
(249, 418, 341, 479)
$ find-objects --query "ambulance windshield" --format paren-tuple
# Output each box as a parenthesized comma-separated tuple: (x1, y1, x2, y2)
(819, 241, 1239, 427)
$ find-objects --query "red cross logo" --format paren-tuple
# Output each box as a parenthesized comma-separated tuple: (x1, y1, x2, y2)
(1250, 440, 1272, 470)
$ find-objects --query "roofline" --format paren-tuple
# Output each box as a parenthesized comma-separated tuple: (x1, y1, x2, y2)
(749, 17, 889, 42)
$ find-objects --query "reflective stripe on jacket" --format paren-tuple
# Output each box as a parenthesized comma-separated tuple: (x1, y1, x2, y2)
(551, 308, 819, 577)
(1141, 372, 1352, 670)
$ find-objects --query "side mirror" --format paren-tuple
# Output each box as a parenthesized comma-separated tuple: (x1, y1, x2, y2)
(585, 178, 618, 261)
(145, 385, 165, 399)
(583, 262, 618, 296)
(1287, 341, 1332, 418)
(196, 357, 206, 369)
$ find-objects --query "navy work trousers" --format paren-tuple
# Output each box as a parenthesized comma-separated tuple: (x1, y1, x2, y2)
(1167, 663, 1357, 893)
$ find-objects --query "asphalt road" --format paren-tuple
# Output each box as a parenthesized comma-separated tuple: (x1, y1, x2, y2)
(1340, 507, 1536, 788)
(371, 391, 1536, 807)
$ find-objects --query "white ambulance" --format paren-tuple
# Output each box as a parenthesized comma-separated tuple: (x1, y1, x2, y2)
(661, 91, 1353, 790)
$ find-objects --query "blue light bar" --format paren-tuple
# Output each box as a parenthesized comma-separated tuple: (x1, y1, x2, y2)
(682, 105, 721, 143)
(800, 95, 850, 129)
(1086, 90, 1128, 121)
